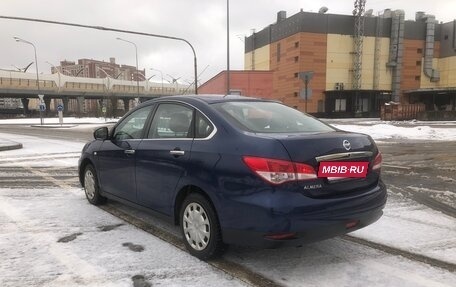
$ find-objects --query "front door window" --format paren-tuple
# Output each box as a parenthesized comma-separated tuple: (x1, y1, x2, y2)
(114, 106, 153, 141)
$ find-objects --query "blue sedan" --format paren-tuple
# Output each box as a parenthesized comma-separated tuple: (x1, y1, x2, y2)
(79, 95, 386, 260)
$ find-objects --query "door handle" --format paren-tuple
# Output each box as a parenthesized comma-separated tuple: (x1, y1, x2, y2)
(169, 150, 185, 156)
(124, 149, 135, 155)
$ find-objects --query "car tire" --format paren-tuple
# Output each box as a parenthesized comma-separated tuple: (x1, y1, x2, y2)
(83, 164, 106, 205)
(180, 193, 226, 260)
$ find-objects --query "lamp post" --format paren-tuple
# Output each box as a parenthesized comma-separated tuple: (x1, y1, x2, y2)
(182, 64, 209, 95)
(1, 16, 198, 94)
(116, 37, 140, 104)
(75, 68, 85, 77)
(45, 61, 62, 92)
(14, 36, 43, 125)
(96, 66, 111, 120)
(114, 71, 123, 79)
(12, 62, 34, 72)
(96, 66, 110, 78)
(135, 73, 155, 82)
(150, 68, 164, 94)
(226, 0, 230, 95)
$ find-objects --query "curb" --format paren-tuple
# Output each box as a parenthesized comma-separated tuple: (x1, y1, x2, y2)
(31, 124, 78, 128)
(0, 142, 23, 151)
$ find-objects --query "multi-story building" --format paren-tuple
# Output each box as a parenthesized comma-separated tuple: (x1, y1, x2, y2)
(50, 57, 146, 115)
(52, 57, 145, 81)
(198, 70, 273, 98)
(0, 98, 22, 110)
(244, 10, 456, 117)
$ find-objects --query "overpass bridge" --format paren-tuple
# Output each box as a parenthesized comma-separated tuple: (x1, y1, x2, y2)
(0, 70, 194, 116)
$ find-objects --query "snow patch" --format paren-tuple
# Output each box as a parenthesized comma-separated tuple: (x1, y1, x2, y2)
(332, 124, 456, 141)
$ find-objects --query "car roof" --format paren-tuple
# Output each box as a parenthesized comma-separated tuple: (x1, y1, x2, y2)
(153, 94, 276, 105)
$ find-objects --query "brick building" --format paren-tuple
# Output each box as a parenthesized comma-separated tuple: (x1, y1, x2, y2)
(52, 57, 145, 81)
(244, 10, 456, 117)
(198, 70, 273, 99)
(49, 57, 146, 115)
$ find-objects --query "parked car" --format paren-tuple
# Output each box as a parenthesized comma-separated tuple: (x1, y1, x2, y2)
(79, 95, 386, 260)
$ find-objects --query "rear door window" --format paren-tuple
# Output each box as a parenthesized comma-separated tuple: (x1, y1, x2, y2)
(213, 101, 334, 133)
(147, 103, 194, 139)
(195, 111, 214, 138)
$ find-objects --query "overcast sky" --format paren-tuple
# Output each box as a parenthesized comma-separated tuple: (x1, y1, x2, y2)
(1, 0, 455, 85)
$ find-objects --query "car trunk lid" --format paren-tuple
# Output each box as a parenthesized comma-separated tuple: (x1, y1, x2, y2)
(263, 131, 380, 198)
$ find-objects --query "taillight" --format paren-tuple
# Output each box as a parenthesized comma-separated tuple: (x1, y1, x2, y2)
(295, 163, 318, 180)
(243, 156, 317, 185)
(372, 152, 382, 171)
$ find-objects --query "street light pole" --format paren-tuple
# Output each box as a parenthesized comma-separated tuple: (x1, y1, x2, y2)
(226, 0, 230, 95)
(150, 68, 164, 94)
(14, 36, 43, 125)
(96, 67, 111, 120)
(116, 37, 140, 104)
(0, 16, 198, 94)
(45, 61, 61, 92)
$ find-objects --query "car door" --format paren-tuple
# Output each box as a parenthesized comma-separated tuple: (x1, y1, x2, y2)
(97, 105, 154, 202)
(135, 103, 194, 215)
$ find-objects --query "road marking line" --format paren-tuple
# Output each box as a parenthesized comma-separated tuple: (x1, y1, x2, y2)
(22, 166, 79, 195)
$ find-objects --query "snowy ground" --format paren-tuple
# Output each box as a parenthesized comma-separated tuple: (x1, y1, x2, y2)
(352, 192, 456, 264)
(1, 120, 456, 286)
(332, 123, 456, 141)
(0, 117, 118, 125)
(0, 133, 245, 287)
(1, 116, 456, 142)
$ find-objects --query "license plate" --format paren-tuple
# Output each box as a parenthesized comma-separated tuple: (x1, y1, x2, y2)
(318, 161, 369, 178)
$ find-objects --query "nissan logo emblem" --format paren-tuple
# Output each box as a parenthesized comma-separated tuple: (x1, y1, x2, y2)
(343, 140, 351, 151)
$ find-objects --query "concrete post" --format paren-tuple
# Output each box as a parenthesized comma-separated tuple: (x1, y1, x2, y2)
(122, 98, 130, 113)
(110, 97, 118, 118)
(21, 98, 30, 115)
(62, 98, 69, 115)
(44, 97, 51, 116)
(76, 96, 85, 117)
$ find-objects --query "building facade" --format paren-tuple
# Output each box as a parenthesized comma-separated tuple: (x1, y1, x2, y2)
(198, 70, 273, 98)
(245, 10, 456, 117)
(49, 57, 146, 115)
(52, 57, 145, 81)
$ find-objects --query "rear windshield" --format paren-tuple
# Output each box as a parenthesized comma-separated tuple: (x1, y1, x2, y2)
(213, 101, 335, 133)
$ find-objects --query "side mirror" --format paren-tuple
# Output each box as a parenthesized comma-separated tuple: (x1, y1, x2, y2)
(94, 127, 109, 140)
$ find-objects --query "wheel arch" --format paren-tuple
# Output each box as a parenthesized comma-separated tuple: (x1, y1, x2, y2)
(173, 185, 219, 226)
(79, 158, 94, 187)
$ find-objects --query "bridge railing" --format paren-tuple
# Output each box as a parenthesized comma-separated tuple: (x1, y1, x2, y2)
(0, 70, 194, 96)
(0, 77, 57, 91)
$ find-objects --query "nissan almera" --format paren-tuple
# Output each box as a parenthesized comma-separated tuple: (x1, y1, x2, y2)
(79, 95, 386, 260)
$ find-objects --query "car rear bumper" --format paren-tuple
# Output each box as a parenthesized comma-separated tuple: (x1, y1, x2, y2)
(222, 209, 383, 248)
(220, 181, 387, 248)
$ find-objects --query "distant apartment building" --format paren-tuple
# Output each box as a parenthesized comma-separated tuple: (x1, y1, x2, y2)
(0, 98, 22, 110)
(243, 10, 456, 117)
(49, 57, 146, 114)
(52, 57, 145, 81)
